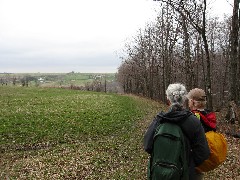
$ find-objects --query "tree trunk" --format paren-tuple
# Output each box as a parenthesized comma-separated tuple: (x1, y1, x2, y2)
(202, 0, 213, 110)
(182, 16, 193, 89)
(229, 0, 239, 102)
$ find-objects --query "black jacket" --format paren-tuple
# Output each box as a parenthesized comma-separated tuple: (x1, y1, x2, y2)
(144, 105, 210, 179)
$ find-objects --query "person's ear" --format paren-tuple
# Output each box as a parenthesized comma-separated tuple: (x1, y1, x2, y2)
(192, 99, 195, 106)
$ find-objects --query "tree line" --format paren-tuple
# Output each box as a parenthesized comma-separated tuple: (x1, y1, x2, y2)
(117, 0, 240, 109)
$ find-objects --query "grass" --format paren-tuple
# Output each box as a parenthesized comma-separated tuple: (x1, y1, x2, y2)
(0, 86, 163, 179)
(0, 87, 142, 147)
(1, 86, 239, 179)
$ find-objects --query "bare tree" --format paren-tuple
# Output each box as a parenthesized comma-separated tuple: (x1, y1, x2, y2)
(154, 0, 213, 109)
(117, 1, 237, 111)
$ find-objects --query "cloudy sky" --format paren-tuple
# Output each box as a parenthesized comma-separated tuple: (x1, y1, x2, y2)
(0, 0, 233, 73)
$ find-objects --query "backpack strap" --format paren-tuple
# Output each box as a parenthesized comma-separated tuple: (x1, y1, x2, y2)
(144, 115, 162, 154)
(147, 115, 162, 180)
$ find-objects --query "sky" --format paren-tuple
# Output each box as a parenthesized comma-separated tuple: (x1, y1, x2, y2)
(0, 0, 233, 73)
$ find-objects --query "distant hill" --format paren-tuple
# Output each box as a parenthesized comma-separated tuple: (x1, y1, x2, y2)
(0, 72, 120, 92)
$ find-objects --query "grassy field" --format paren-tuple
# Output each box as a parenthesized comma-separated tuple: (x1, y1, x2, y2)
(0, 86, 163, 179)
(0, 72, 116, 87)
(1, 86, 239, 179)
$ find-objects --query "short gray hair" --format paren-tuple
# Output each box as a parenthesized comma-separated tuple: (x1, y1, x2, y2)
(166, 83, 188, 106)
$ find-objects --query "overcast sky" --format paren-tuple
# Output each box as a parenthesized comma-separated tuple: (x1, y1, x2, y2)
(0, 0, 233, 73)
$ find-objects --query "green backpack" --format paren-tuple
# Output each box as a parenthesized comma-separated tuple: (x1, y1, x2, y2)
(148, 120, 189, 180)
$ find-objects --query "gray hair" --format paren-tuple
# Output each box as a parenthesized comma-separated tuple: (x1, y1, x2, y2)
(166, 83, 188, 106)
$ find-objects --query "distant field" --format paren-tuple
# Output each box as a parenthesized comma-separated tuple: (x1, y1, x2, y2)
(0, 72, 116, 87)
(0, 86, 163, 179)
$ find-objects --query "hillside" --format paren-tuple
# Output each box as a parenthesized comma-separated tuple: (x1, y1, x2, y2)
(0, 86, 162, 179)
(0, 86, 239, 179)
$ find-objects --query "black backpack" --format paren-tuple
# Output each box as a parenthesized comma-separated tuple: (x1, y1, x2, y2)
(147, 117, 189, 180)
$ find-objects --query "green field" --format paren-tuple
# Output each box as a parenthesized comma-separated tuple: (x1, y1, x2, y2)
(0, 86, 163, 179)
(0, 72, 116, 87)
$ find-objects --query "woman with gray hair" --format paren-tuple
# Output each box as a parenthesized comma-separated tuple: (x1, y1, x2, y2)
(165, 83, 188, 107)
(144, 83, 209, 180)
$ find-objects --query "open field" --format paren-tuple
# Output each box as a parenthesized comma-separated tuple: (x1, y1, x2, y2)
(0, 86, 239, 179)
(0, 72, 116, 87)
(0, 86, 163, 179)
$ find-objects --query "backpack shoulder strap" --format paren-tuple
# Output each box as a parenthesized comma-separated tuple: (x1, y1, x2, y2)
(144, 114, 162, 154)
